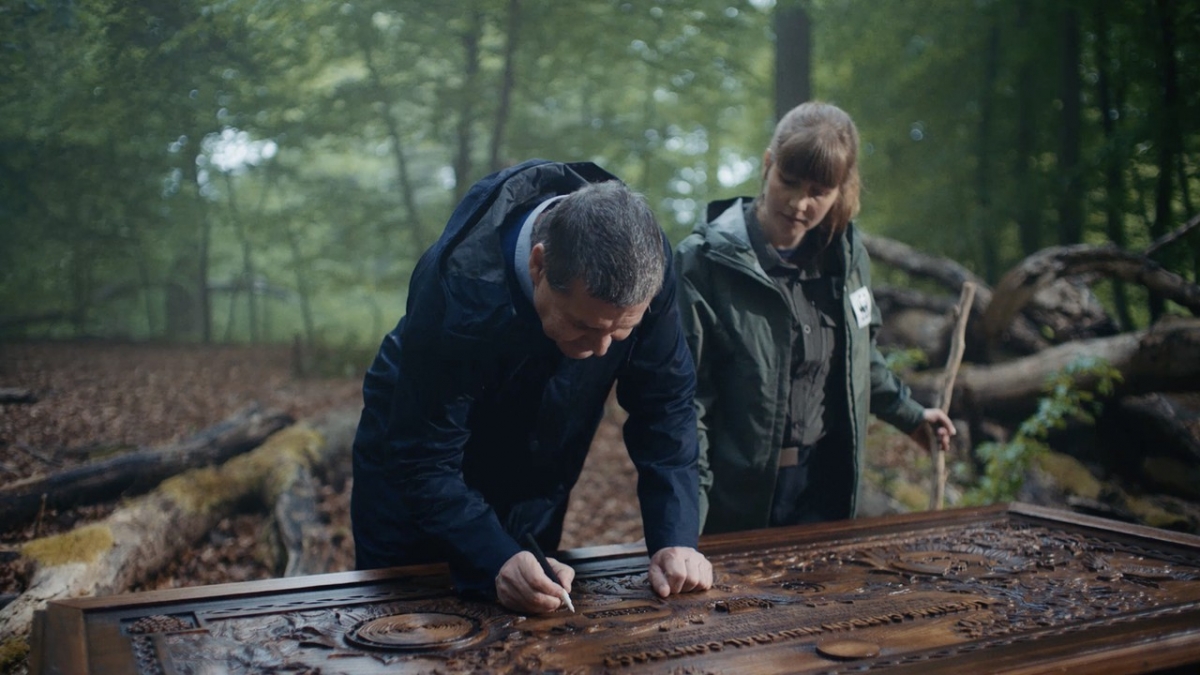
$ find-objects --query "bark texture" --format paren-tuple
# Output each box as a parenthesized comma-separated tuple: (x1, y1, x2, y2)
(0, 406, 293, 528)
(0, 411, 355, 642)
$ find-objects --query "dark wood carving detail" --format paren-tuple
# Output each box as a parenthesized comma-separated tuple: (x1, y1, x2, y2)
(123, 613, 198, 635)
(31, 508, 1200, 674)
(129, 636, 164, 675)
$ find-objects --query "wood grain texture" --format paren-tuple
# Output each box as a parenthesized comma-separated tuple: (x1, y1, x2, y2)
(30, 503, 1200, 674)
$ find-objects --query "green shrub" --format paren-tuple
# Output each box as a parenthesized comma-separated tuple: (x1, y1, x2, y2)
(962, 356, 1122, 505)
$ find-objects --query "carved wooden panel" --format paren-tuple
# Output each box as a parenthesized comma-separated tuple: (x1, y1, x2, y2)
(30, 503, 1200, 674)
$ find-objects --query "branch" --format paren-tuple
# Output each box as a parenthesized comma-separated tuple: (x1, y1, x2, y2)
(908, 318, 1200, 421)
(931, 282, 975, 510)
(982, 245, 1200, 348)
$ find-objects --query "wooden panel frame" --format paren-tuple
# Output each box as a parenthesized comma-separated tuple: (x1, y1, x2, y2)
(30, 503, 1200, 674)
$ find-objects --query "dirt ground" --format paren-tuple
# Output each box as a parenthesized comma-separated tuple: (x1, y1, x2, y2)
(0, 340, 644, 598)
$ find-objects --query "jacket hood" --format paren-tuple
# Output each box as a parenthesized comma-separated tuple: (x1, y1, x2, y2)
(689, 197, 771, 283)
(404, 160, 618, 351)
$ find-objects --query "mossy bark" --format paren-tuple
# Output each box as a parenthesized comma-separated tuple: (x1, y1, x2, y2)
(0, 409, 358, 645)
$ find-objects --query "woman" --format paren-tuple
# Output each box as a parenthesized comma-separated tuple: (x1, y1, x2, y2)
(676, 101, 954, 534)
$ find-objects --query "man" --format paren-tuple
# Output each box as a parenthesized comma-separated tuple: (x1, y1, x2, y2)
(352, 159, 712, 614)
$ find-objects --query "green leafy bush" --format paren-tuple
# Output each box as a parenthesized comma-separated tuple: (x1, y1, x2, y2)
(962, 356, 1123, 505)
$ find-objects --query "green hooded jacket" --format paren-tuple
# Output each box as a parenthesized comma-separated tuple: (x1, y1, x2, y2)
(676, 198, 926, 534)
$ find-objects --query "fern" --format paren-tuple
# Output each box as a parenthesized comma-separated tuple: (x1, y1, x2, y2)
(962, 356, 1123, 505)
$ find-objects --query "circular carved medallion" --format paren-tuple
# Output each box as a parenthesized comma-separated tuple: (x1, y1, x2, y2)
(816, 638, 881, 660)
(346, 612, 481, 651)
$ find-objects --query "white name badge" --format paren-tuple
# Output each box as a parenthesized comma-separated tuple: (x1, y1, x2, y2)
(849, 286, 873, 329)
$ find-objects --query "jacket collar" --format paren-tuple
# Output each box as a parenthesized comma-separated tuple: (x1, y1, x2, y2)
(694, 196, 771, 283)
(696, 196, 861, 283)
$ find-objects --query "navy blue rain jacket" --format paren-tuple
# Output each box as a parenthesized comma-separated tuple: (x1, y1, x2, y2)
(351, 159, 700, 596)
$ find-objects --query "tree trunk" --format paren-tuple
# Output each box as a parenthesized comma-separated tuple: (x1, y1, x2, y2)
(284, 220, 317, 349)
(773, 1, 812, 119)
(1056, 5, 1083, 246)
(356, 21, 424, 247)
(1014, 0, 1041, 256)
(975, 17, 1001, 283)
(191, 158, 214, 344)
(1148, 0, 1180, 321)
(221, 171, 260, 343)
(489, 0, 521, 174)
(1093, 4, 1134, 329)
(0, 406, 292, 528)
(0, 410, 357, 643)
(453, 8, 483, 202)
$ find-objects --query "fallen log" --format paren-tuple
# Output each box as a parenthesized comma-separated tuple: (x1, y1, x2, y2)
(982, 244, 1200, 350)
(0, 405, 292, 529)
(0, 409, 357, 644)
(907, 318, 1200, 421)
(1111, 393, 1200, 465)
(271, 408, 358, 577)
(1, 401, 292, 528)
(873, 286, 954, 359)
(861, 233, 1048, 356)
(0, 388, 36, 405)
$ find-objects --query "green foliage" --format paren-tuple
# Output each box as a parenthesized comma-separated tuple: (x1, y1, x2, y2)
(1, 0, 1196, 345)
(962, 356, 1123, 505)
(881, 347, 927, 373)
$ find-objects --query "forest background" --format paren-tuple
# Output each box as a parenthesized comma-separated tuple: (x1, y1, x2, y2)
(2, 1, 1200, 668)
(3, 0, 1197, 351)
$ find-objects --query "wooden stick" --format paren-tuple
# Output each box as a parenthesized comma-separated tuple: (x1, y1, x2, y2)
(931, 282, 976, 510)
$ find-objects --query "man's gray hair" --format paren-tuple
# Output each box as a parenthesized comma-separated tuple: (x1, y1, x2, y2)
(531, 181, 664, 307)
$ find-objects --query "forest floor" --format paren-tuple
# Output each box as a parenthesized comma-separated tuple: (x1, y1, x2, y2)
(0, 340, 940, 603)
(0, 341, 688, 599)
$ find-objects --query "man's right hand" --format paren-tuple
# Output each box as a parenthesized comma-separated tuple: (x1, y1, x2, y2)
(495, 550, 575, 614)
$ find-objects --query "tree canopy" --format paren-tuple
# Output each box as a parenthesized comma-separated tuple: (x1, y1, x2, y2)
(2, 0, 1196, 346)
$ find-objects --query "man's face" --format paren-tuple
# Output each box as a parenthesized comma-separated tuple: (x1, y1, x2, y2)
(757, 152, 840, 249)
(528, 243, 649, 359)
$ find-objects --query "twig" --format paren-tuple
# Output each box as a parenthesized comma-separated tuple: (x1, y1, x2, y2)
(931, 282, 976, 510)
(1144, 212, 1200, 258)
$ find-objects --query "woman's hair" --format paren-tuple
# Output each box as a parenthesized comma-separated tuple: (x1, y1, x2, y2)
(766, 101, 861, 240)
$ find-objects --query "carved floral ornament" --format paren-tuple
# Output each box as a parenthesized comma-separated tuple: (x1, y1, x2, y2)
(30, 504, 1200, 674)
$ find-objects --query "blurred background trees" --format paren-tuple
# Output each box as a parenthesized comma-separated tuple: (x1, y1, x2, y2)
(2, 0, 1196, 354)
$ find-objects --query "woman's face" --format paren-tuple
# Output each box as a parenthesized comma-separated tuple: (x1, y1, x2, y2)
(756, 152, 840, 250)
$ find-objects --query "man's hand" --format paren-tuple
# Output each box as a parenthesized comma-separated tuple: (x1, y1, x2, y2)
(908, 408, 957, 452)
(648, 546, 713, 598)
(495, 550, 575, 615)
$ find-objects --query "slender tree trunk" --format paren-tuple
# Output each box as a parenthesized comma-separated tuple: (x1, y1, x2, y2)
(489, 0, 520, 174)
(67, 242, 89, 337)
(1056, 5, 1083, 246)
(190, 159, 214, 344)
(356, 24, 424, 247)
(975, 19, 1001, 283)
(284, 220, 316, 348)
(1148, 0, 1180, 321)
(222, 171, 259, 343)
(1014, 0, 1041, 256)
(137, 251, 157, 337)
(773, 0, 812, 120)
(1094, 6, 1133, 329)
(454, 9, 483, 202)
(637, 13, 665, 190)
(1174, 154, 1197, 285)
